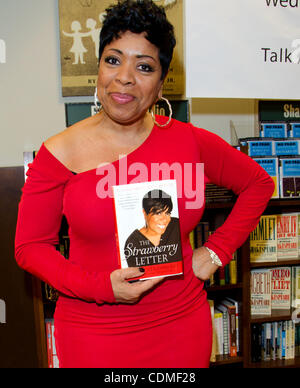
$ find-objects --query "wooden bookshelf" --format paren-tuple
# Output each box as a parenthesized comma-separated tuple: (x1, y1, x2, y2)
(203, 198, 300, 368)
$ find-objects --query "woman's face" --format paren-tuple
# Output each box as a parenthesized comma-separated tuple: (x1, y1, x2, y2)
(143, 209, 171, 236)
(97, 31, 164, 125)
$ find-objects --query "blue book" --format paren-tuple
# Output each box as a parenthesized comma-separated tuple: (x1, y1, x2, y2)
(261, 123, 288, 138)
(274, 140, 300, 156)
(254, 157, 279, 198)
(289, 123, 300, 138)
(279, 157, 300, 198)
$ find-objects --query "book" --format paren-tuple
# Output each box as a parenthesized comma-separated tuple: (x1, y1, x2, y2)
(274, 139, 300, 156)
(260, 122, 288, 138)
(250, 215, 277, 263)
(225, 297, 241, 353)
(277, 213, 298, 259)
(279, 157, 300, 198)
(251, 269, 272, 315)
(253, 157, 279, 199)
(214, 309, 224, 356)
(298, 213, 300, 257)
(229, 252, 238, 285)
(289, 122, 300, 138)
(208, 299, 217, 362)
(45, 319, 59, 369)
(215, 304, 229, 355)
(112, 179, 183, 281)
(291, 266, 300, 309)
(219, 299, 237, 357)
(239, 138, 274, 157)
(271, 267, 291, 310)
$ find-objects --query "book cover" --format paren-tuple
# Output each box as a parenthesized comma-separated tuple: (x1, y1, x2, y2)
(215, 304, 229, 355)
(247, 140, 274, 157)
(289, 123, 300, 138)
(220, 299, 237, 357)
(277, 213, 298, 259)
(279, 157, 300, 198)
(292, 266, 300, 309)
(112, 180, 183, 281)
(253, 157, 279, 199)
(274, 139, 300, 156)
(251, 269, 272, 315)
(208, 299, 217, 362)
(250, 215, 277, 263)
(271, 267, 291, 310)
(260, 122, 288, 138)
(298, 213, 300, 257)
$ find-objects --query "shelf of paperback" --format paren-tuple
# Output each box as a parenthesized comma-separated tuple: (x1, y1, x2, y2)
(249, 199, 300, 367)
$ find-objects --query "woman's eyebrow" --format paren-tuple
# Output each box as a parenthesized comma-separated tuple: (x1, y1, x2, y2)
(107, 48, 157, 62)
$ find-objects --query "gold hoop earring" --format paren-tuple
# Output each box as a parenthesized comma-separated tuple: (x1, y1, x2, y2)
(151, 96, 173, 127)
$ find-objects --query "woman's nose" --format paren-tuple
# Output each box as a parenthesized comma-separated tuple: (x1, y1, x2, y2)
(116, 63, 135, 85)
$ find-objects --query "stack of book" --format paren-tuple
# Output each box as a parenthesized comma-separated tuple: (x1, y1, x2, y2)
(239, 121, 300, 199)
(251, 266, 300, 316)
(250, 213, 300, 264)
(251, 320, 300, 362)
(209, 298, 241, 362)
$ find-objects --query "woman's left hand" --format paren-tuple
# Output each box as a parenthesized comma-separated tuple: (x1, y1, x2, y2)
(192, 246, 220, 281)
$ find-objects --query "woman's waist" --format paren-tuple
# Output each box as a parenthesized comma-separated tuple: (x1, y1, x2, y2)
(54, 276, 206, 334)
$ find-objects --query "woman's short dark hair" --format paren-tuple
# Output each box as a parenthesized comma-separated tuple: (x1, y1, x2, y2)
(142, 189, 173, 215)
(99, 0, 176, 79)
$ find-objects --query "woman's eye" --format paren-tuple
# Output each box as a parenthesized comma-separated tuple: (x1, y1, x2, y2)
(104, 56, 119, 65)
(138, 64, 154, 73)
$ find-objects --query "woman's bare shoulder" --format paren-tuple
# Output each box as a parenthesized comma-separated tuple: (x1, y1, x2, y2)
(44, 116, 94, 169)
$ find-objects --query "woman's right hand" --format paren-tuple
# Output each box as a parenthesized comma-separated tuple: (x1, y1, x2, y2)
(110, 267, 164, 304)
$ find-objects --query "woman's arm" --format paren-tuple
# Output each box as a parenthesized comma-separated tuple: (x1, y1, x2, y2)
(191, 126, 274, 274)
(15, 146, 116, 304)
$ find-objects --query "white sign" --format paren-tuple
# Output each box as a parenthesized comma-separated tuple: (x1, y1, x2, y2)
(185, 0, 300, 99)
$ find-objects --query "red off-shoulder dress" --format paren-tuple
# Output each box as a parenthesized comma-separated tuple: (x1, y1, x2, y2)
(15, 118, 274, 368)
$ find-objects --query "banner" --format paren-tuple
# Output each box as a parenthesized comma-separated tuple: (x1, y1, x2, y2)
(185, 0, 300, 99)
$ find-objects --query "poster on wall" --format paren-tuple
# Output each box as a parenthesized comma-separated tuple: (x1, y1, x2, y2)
(58, 0, 184, 97)
(185, 0, 300, 99)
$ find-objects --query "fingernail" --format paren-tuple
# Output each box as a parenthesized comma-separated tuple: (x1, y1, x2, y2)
(139, 267, 145, 273)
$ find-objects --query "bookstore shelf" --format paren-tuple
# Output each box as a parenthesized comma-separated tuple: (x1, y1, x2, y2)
(251, 309, 298, 324)
(203, 198, 300, 368)
(248, 356, 300, 369)
(211, 354, 243, 367)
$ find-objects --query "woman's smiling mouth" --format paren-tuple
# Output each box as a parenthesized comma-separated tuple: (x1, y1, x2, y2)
(110, 93, 135, 104)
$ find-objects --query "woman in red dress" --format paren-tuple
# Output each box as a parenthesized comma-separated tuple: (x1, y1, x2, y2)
(15, 0, 274, 368)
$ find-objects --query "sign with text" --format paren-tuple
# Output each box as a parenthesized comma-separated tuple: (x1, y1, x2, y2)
(186, 0, 300, 99)
(259, 100, 300, 121)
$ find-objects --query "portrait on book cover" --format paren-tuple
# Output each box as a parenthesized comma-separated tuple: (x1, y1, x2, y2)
(124, 189, 182, 268)
(58, 0, 184, 97)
